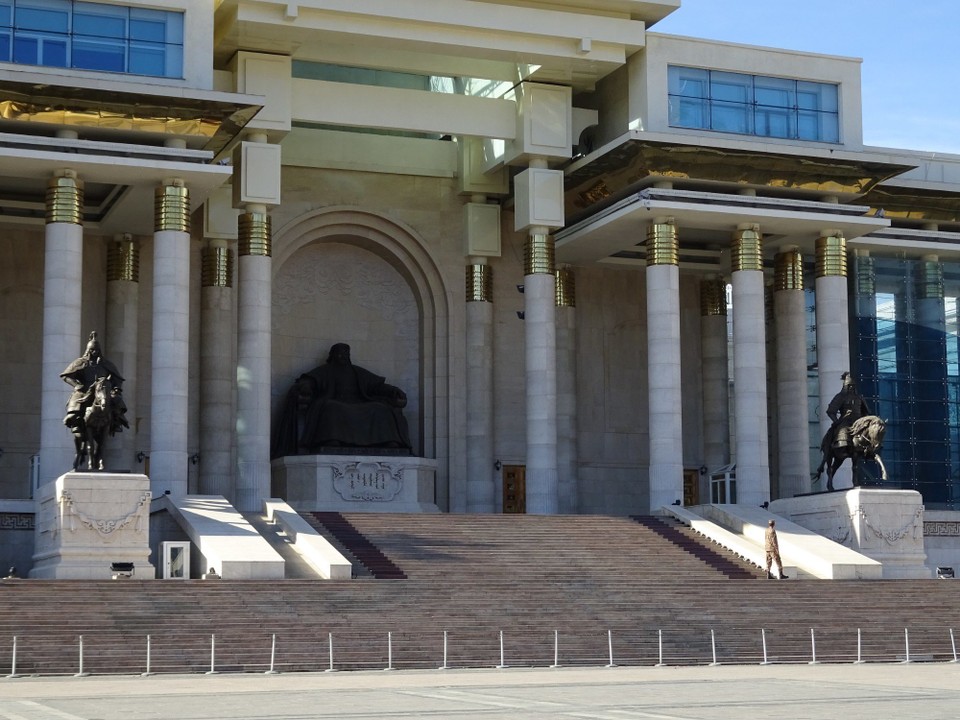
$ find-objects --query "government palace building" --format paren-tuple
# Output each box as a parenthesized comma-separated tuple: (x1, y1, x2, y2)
(1, 0, 960, 577)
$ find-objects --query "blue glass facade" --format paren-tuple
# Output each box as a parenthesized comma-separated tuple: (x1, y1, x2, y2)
(845, 252, 960, 509)
(0, 0, 183, 78)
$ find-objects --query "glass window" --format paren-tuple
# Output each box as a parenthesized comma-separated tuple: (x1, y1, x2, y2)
(3, 0, 182, 78)
(668, 65, 840, 143)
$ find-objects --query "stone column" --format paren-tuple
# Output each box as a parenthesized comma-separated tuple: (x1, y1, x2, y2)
(150, 179, 191, 498)
(646, 218, 683, 511)
(555, 266, 578, 514)
(815, 230, 851, 488)
(39, 170, 84, 486)
(700, 276, 729, 474)
(200, 239, 235, 499)
(465, 261, 494, 513)
(731, 223, 769, 506)
(235, 208, 272, 512)
(524, 228, 558, 514)
(104, 234, 139, 472)
(773, 248, 809, 498)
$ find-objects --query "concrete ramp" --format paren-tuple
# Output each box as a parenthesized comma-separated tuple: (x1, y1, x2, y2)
(693, 504, 882, 580)
(158, 495, 284, 580)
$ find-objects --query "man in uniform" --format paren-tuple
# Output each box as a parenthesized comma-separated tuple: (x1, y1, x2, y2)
(765, 519, 788, 580)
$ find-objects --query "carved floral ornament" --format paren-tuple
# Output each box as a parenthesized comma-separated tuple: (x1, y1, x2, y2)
(851, 505, 924, 545)
(60, 491, 151, 536)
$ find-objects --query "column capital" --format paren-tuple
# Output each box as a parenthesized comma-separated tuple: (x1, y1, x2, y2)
(107, 235, 140, 282)
(46, 173, 84, 225)
(731, 224, 762, 272)
(155, 182, 190, 233)
(774, 248, 803, 291)
(815, 230, 846, 277)
(524, 232, 555, 276)
(238, 211, 271, 257)
(646, 218, 678, 267)
(466, 263, 493, 303)
(555, 266, 575, 308)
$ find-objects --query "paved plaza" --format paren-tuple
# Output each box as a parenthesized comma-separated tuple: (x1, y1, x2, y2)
(1, 662, 959, 719)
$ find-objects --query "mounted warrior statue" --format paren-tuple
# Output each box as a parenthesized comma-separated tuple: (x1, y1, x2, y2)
(60, 331, 130, 471)
(813, 371, 888, 491)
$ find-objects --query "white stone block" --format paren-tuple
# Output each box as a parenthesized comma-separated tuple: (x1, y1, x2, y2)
(233, 142, 282, 207)
(514, 168, 565, 231)
(463, 203, 501, 257)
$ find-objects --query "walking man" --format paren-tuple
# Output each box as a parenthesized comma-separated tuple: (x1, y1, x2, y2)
(765, 520, 788, 579)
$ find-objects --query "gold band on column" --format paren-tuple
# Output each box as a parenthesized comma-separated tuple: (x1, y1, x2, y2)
(917, 258, 944, 300)
(238, 212, 271, 257)
(524, 233, 554, 275)
(154, 182, 190, 233)
(774, 249, 803, 291)
(555, 266, 576, 308)
(732, 225, 762, 272)
(202, 246, 233, 287)
(46, 174, 84, 225)
(855, 254, 875, 296)
(815, 232, 846, 277)
(466, 263, 492, 302)
(700, 277, 726, 316)
(646, 220, 678, 266)
(107, 237, 139, 282)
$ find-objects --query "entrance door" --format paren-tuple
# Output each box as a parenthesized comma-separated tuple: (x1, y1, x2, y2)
(683, 469, 700, 506)
(162, 541, 190, 579)
(502, 465, 526, 513)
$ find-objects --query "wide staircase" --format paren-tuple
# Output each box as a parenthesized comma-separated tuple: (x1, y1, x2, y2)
(1, 513, 958, 676)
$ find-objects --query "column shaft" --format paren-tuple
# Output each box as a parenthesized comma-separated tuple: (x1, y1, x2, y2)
(646, 220, 683, 510)
(200, 242, 235, 498)
(700, 278, 729, 473)
(556, 267, 578, 514)
(235, 212, 272, 512)
(39, 173, 84, 485)
(465, 266, 495, 512)
(524, 232, 558, 514)
(774, 249, 809, 498)
(731, 226, 769, 505)
(815, 231, 851, 488)
(150, 182, 191, 497)
(104, 237, 139, 472)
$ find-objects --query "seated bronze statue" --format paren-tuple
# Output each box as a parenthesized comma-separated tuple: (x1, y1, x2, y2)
(272, 343, 412, 457)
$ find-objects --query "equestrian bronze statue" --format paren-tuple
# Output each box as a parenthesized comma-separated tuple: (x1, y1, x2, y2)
(812, 372, 887, 491)
(61, 332, 129, 471)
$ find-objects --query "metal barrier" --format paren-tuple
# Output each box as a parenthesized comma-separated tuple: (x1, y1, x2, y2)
(2, 625, 959, 677)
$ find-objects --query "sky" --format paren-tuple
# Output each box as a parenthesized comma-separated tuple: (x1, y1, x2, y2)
(652, 0, 960, 155)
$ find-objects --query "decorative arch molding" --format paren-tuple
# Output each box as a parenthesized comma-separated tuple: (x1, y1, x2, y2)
(271, 207, 454, 508)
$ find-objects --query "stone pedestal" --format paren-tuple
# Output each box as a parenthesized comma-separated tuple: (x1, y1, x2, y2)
(770, 488, 930, 579)
(272, 456, 439, 512)
(30, 473, 154, 579)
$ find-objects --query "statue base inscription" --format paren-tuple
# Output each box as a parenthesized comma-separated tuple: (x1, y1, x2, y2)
(770, 488, 930, 579)
(30, 472, 154, 579)
(272, 455, 439, 513)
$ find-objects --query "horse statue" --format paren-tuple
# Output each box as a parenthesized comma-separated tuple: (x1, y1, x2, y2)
(70, 375, 128, 471)
(812, 415, 888, 492)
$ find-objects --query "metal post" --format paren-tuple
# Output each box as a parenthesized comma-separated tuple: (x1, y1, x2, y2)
(325, 633, 336, 672)
(265, 633, 279, 674)
(950, 628, 958, 663)
(808, 628, 818, 665)
(438, 631, 450, 670)
(141, 635, 153, 677)
(607, 629, 617, 668)
(206, 634, 218, 674)
(854, 628, 864, 664)
(386, 632, 394, 671)
(496, 630, 507, 669)
(550, 629, 560, 668)
(903, 628, 911, 664)
(75, 635, 89, 677)
(710, 629, 719, 666)
(654, 629, 664, 667)
(760, 629, 771, 665)
(7, 636, 17, 678)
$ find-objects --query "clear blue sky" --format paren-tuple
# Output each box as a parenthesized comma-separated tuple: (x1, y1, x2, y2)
(653, 1, 960, 155)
